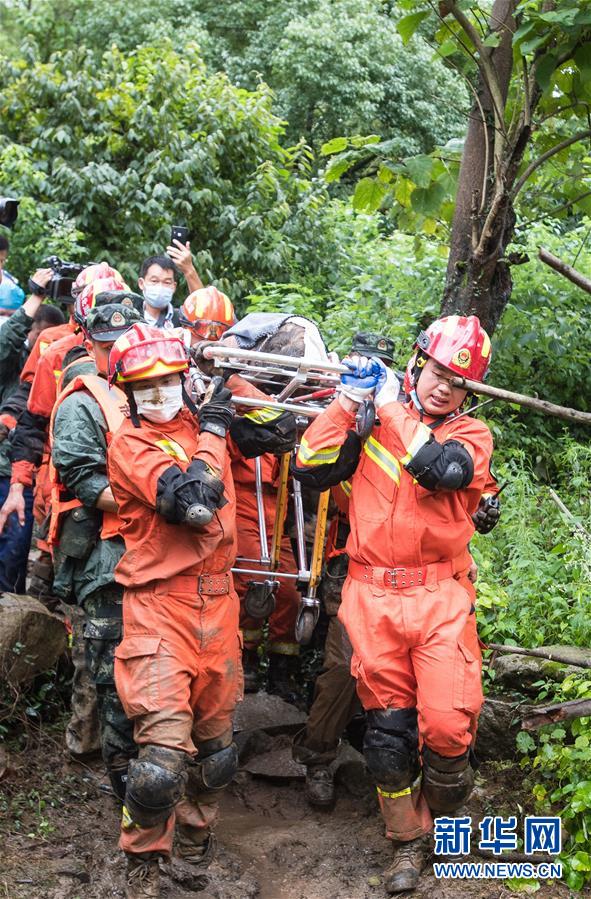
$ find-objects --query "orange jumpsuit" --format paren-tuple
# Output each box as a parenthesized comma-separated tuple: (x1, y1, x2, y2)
(296, 397, 493, 840)
(11, 323, 83, 549)
(108, 409, 240, 857)
(227, 375, 300, 657)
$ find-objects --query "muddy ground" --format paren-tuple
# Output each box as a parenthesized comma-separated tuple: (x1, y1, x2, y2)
(0, 708, 580, 899)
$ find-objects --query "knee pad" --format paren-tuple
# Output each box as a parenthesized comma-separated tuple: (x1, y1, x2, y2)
(422, 746, 475, 813)
(124, 745, 187, 827)
(363, 708, 420, 790)
(187, 741, 239, 794)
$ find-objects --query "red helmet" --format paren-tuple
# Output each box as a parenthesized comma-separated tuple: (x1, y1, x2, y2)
(71, 262, 125, 300)
(410, 315, 491, 386)
(75, 275, 130, 326)
(109, 322, 188, 384)
(179, 286, 235, 340)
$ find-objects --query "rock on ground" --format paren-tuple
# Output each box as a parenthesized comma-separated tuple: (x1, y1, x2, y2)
(0, 593, 66, 684)
(491, 645, 591, 695)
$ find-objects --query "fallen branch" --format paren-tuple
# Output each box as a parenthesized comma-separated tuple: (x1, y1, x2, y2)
(450, 377, 591, 426)
(538, 246, 591, 296)
(486, 643, 591, 669)
(521, 698, 591, 731)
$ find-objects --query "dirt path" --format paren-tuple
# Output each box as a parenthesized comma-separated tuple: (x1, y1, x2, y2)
(0, 732, 578, 899)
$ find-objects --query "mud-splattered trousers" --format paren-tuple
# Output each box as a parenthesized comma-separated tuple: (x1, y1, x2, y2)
(82, 585, 136, 773)
(115, 575, 242, 857)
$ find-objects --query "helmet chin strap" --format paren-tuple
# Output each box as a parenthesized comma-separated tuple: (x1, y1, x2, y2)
(125, 386, 142, 428)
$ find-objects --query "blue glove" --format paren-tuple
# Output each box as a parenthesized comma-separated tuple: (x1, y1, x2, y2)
(340, 355, 382, 402)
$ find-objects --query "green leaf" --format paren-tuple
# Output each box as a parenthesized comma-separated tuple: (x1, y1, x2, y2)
(572, 851, 591, 872)
(377, 165, 394, 184)
(397, 11, 430, 45)
(403, 154, 434, 188)
(352, 177, 386, 213)
(535, 53, 558, 91)
(324, 155, 356, 183)
(437, 39, 457, 58)
(520, 33, 550, 56)
(505, 878, 540, 893)
(350, 134, 380, 149)
(483, 32, 502, 48)
(410, 180, 446, 216)
(321, 137, 349, 156)
(394, 176, 414, 207)
(516, 731, 536, 754)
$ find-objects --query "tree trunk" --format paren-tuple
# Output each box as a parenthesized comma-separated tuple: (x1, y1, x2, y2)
(441, 0, 518, 334)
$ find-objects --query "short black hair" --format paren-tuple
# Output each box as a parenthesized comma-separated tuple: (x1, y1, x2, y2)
(0, 235, 9, 252)
(35, 304, 65, 327)
(139, 254, 178, 280)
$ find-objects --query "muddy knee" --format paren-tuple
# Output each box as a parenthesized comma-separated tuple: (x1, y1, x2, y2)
(363, 708, 420, 790)
(422, 746, 475, 813)
(124, 745, 187, 826)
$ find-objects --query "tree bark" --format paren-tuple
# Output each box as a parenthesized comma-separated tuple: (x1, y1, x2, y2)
(450, 377, 591, 425)
(521, 699, 591, 731)
(442, 1, 518, 334)
(538, 246, 591, 295)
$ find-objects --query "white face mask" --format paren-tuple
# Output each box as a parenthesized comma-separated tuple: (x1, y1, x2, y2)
(133, 382, 183, 423)
(143, 285, 174, 310)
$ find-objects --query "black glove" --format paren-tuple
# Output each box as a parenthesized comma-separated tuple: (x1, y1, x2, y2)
(198, 376, 234, 438)
(229, 410, 296, 458)
(472, 495, 501, 534)
(0, 423, 10, 443)
(156, 459, 227, 528)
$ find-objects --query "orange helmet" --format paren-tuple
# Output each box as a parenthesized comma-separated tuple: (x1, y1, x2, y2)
(407, 315, 491, 391)
(71, 262, 125, 300)
(179, 286, 235, 340)
(75, 275, 130, 326)
(108, 322, 188, 384)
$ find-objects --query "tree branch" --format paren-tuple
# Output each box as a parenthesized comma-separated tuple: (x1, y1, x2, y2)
(512, 128, 591, 198)
(515, 189, 591, 229)
(538, 246, 591, 296)
(447, 0, 508, 158)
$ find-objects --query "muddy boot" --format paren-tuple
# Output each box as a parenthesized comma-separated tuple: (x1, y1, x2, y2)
(305, 765, 335, 808)
(177, 830, 217, 868)
(125, 854, 160, 899)
(242, 648, 260, 693)
(267, 652, 301, 705)
(384, 836, 430, 894)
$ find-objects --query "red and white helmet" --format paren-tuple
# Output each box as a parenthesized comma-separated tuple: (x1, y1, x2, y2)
(108, 322, 188, 384)
(406, 315, 491, 391)
(179, 286, 235, 340)
(71, 262, 125, 300)
(75, 275, 130, 326)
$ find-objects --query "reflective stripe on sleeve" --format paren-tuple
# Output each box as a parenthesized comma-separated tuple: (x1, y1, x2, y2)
(399, 422, 432, 466)
(363, 436, 401, 484)
(243, 407, 283, 424)
(297, 435, 341, 467)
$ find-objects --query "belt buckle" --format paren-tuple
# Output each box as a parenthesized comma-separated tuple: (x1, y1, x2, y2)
(384, 568, 406, 588)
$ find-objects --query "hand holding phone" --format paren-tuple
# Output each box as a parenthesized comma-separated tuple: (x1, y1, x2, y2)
(171, 225, 190, 246)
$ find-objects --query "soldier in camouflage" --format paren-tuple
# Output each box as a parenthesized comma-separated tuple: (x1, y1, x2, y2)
(50, 300, 142, 798)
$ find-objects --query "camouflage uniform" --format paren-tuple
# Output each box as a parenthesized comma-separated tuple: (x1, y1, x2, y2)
(51, 346, 136, 793)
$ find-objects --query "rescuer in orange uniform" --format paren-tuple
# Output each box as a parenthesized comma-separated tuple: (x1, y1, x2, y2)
(107, 324, 240, 898)
(293, 315, 494, 894)
(0, 265, 128, 573)
(181, 290, 300, 698)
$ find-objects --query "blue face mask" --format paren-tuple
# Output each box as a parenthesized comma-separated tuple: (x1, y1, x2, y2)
(143, 285, 174, 309)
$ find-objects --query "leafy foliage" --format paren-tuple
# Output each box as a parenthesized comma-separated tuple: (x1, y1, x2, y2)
(0, 40, 329, 295)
